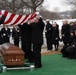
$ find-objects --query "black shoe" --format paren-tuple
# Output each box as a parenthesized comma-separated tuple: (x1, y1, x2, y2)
(35, 65, 42, 68)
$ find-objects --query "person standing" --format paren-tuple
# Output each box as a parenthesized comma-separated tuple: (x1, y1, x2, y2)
(12, 25, 21, 47)
(45, 19, 53, 50)
(31, 16, 45, 68)
(18, 22, 33, 63)
(1, 25, 10, 43)
(61, 20, 70, 46)
(52, 22, 59, 51)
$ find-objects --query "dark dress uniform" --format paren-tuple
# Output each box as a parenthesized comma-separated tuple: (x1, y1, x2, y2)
(1, 27, 10, 43)
(12, 27, 21, 47)
(45, 22, 53, 50)
(61, 24, 70, 45)
(31, 18, 45, 68)
(0, 30, 3, 45)
(52, 25, 59, 51)
(18, 23, 33, 62)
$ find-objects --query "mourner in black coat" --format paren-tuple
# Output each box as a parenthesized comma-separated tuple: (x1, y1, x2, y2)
(18, 23, 33, 63)
(61, 22, 76, 58)
(31, 16, 45, 68)
(45, 19, 53, 50)
(1, 25, 10, 43)
(52, 23, 59, 51)
(66, 22, 76, 59)
(61, 20, 70, 45)
(12, 25, 21, 47)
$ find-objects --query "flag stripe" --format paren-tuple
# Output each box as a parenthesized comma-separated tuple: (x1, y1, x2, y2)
(11, 15, 22, 25)
(0, 10, 37, 25)
(4, 13, 15, 24)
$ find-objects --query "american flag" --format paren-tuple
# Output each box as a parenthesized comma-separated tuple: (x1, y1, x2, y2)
(0, 10, 37, 25)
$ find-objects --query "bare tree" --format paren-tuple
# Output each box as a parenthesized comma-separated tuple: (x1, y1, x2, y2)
(21, 0, 44, 12)
(2, 0, 24, 14)
(63, 0, 76, 6)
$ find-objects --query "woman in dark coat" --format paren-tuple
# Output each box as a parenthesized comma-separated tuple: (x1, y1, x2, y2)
(52, 22, 59, 51)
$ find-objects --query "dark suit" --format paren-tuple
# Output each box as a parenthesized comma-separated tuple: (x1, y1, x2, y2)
(45, 22, 53, 50)
(61, 24, 70, 45)
(18, 23, 33, 62)
(12, 28, 21, 47)
(1, 27, 10, 43)
(31, 18, 45, 68)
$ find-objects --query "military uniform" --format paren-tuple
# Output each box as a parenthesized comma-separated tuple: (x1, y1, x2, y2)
(12, 27, 21, 47)
(31, 18, 45, 68)
(1, 26, 10, 43)
(45, 22, 53, 50)
(18, 23, 33, 62)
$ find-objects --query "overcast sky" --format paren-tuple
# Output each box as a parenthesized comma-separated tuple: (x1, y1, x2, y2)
(43, 0, 71, 12)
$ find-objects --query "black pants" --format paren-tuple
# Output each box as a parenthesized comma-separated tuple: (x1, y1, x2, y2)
(2, 37, 10, 43)
(21, 41, 33, 61)
(33, 44, 42, 67)
(14, 38, 19, 47)
(46, 37, 52, 50)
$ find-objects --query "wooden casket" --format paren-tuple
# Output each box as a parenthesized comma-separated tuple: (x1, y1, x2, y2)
(0, 43, 24, 66)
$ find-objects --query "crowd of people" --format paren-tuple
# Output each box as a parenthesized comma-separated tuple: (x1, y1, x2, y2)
(0, 15, 45, 68)
(0, 16, 76, 68)
(61, 21, 76, 59)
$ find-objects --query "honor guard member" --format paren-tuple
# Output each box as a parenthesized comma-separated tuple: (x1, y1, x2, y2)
(1, 25, 10, 43)
(12, 25, 21, 47)
(31, 16, 45, 68)
(61, 20, 70, 46)
(18, 22, 33, 63)
(0, 30, 3, 45)
(45, 19, 53, 50)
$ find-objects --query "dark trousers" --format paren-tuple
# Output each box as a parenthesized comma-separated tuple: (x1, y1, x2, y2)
(14, 38, 19, 47)
(33, 44, 42, 67)
(53, 40, 59, 51)
(46, 37, 52, 50)
(2, 37, 10, 43)
(21, 41, 33, 61)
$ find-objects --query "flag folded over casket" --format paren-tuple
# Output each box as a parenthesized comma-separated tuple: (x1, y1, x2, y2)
(0, 10, 37, 25)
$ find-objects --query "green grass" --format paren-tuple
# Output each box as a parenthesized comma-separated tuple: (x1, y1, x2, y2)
(1, 54, 76, 75)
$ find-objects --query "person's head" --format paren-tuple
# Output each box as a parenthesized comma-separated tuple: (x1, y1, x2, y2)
(63, 20, 68, 25)
(46, 19, 50, 23)
(69, 22, 75, 26)
(13, 25, 18, 28)
(52, 22, 57, 27)
(4, 25, 8, 28)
